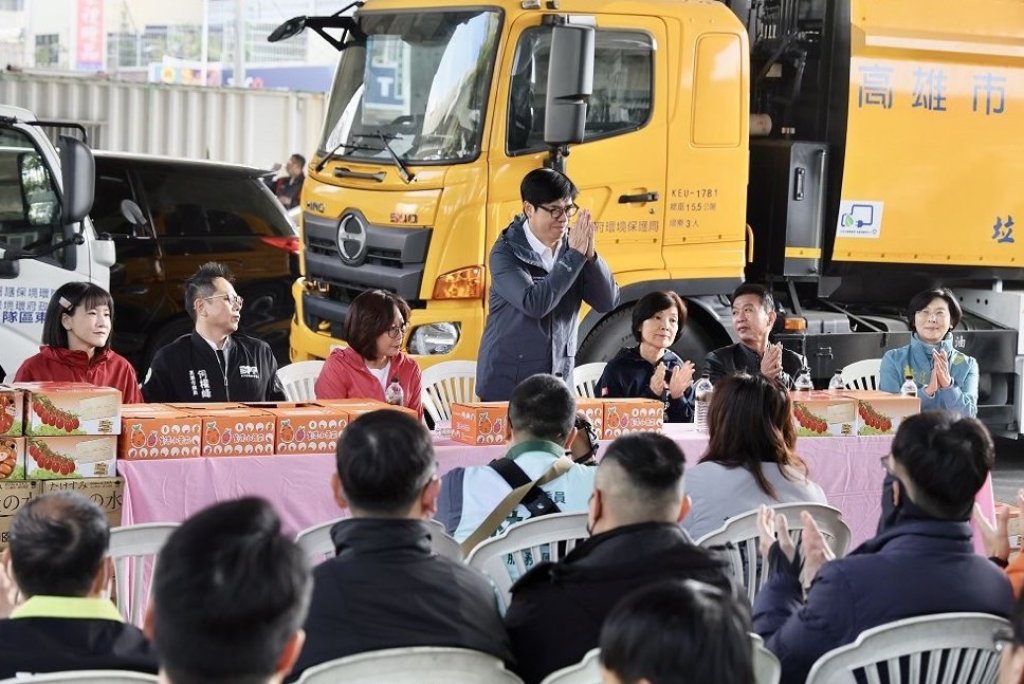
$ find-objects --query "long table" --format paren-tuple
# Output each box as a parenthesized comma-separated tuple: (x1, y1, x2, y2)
(118, 424, 994, 552)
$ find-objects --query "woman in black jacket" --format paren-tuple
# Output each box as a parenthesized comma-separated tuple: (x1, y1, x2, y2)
(595, 291, 696, 422)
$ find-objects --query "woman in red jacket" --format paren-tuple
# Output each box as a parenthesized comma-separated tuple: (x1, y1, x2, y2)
(14, 283, 143, 403)
(314, 289, 423, 417)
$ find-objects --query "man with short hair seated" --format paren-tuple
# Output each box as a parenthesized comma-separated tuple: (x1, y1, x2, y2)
(437, 373, 596, 545)
(0, 491, 157, 677)
(145, 497, 311, 684)
(754, 411, 1012, 684)
(289, 410, 512, 679)
(503, 432, 738, 684)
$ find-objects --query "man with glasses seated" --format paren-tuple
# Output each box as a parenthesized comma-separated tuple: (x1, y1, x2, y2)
(142, 261, 285, 402)
(476, 168, 619, 401)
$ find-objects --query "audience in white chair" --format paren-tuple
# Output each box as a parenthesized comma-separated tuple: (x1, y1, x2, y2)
(753, 411, 1011, 683)
(999, 592, 1024, 684)
(0, 492, 157, 677)
(599, 579, 755, 684)
(289, 410, 512, 679)
(682, 373, 826, 540)
(504, 432, 740, 684)
(145, 497, 310, 684)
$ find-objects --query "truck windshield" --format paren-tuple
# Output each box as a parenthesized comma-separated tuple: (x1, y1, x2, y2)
(318, 9, 502, 165)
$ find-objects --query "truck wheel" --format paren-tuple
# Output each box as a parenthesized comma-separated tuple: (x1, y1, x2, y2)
(577, 305, 721, 367)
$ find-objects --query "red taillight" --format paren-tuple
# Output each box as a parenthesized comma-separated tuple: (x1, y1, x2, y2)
(261, 236, 300, 254)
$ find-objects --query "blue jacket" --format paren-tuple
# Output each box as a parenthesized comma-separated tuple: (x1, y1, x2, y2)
(595, 348, 694, 422)
(476, 216, 619, 401)
(753, 518, 1011, 684)
(879, 333, 978, 416)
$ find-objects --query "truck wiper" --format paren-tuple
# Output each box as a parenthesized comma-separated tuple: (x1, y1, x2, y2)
(2, 233, 85, 261)
(314, 139, 384, 173)
(377, 131, 414, 184)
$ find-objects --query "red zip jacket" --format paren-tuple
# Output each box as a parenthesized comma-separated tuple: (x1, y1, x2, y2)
(314, 346, 423, 418)
(14, 346, 144, 404)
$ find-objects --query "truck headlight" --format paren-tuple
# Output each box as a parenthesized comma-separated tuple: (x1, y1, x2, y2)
(409, 322, 460, 355)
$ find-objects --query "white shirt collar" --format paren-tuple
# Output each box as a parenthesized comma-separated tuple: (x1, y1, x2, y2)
(522, 218, 560, 272)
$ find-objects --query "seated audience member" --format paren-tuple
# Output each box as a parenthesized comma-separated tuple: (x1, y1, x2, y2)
(974, 487, 1024, 598)
(595, 290, 696, 422)
(142, 262, 285, 402)
(504, 432, 738, 684)
(599, 579, 755, 684)
(703, 283, 803, 388)
(999, 592, 1024, 684)
(880, 287, 978, 417)
(15, 282, 142, 403)
(0, 492, 156, 677)
(290, 410, 512, 678)
(146, 498, 310, 684)
(436, 373, 595, 545)
(682, 373, 826, 540)
(314, 289, 423, 418)
(754, 411, 1011, 684)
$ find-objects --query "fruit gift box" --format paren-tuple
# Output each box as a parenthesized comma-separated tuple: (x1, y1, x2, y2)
(250, 402, 351, 455)
(450, 402, 510, 446)
(165, 403, 276, 456)
(0, 388, 25, 436)
(25, 435, 117, 479)
(841, 390, 921, 436)
(790, 391, 858, 437)
(599, 398, 663, 439)
(0, 438, 24, 480)
(15, 383, 121, 436)
(120, 404, 203, 460)
(575, 398, 605, 437)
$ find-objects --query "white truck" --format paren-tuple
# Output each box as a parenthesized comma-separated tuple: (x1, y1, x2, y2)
(0, 104, 113, 379)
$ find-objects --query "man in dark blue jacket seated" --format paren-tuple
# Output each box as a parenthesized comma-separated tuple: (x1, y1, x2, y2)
(0, 491, 157, 678)
(753, 411, 1012, 683)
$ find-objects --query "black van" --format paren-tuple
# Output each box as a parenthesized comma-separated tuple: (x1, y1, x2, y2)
(89, 152, 299, 373)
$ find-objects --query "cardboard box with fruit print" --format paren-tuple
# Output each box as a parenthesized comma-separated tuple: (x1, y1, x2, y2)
(15, 382, 121, 436)
(575, 398, 605, 437)
(0, 480, 38, 549)
(312, 399, 418, 422)
(450, 402, 510, 446)
(0, 387, 25, 436)
(841, 390, 920, 436)
(252, 402, 350, 455)
(0, 438, 24, 480)
(165, 403, 276, 456)
(119, 404, 203, 460)
(600, 398, 663, 439)
(790, 391, 858, 437)
(25, 435, 117, 478)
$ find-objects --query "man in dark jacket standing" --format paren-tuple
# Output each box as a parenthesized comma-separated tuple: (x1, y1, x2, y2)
(503, 432, 739, 684)
(476, 168, 619, 401)
(754, 411, 1012, 684)
(288, 410, 513, 680)
(142, 261, 284, 402)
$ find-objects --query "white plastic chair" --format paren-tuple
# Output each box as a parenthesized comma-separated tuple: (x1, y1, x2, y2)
(804, 612, 1009, 684)
(296, 646, 523, 683)
(840, 358, 882, 391)
(420, 360, 478, 425)
(276, 360, 326, 401)
(695, 503, 851, 605)
(295, 518, 462, 564)
(540, 647, 600, 684)
(0, 672, 159, 683)
(751, 633, 781, 684)
(465, 512, 590, 610)
(108, 522, 180, 627)
(573, 362, 607, 398)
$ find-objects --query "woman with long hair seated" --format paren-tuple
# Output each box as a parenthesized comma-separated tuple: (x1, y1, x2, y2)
(14, 282, 143, 403)
(314, 289, 423, 418)
(682, 373, 825, 540)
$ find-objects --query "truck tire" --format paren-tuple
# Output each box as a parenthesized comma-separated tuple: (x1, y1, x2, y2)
(578, 305, 721, 368)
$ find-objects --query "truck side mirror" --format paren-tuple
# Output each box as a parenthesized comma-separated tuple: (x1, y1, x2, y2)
(544, 23, 595, 146)
(59, 135, 95, 226)
(119, 199, 152, 239)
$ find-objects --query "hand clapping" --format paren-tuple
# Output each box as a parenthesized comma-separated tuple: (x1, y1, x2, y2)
(568, 209, 596, 259)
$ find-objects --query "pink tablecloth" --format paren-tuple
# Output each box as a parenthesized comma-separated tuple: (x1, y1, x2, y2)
(118, 424, 995, 551)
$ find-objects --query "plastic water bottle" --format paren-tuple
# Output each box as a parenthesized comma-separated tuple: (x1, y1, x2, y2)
(828, 370, 845, 392)
(385, 378, 405, 406)
(694, 372, 713, 432)
(795, 366, 814, 391)
(900, 374, 918, 397)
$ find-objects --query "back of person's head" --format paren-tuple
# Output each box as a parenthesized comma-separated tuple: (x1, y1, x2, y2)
(508, 373, 576, 444)
(599, 579, 754, 684)
(907, 286, 962, 333)
(596, 433, 686, 527)
(730, 282, 774, 313)
(335, 410, 436, 517)
(184, 261, 234, 321)
(9, 491, 109, 598)
(700, 373, 804, 499)
(631, 290, 688, 345)
(520, 168, 578, 207)
(890, 411, 993, 519)
(42, 282, 115, 352)
(149, 497, 311, 684)
(290, 153, 306, 168)
(343, 289, 411, 360)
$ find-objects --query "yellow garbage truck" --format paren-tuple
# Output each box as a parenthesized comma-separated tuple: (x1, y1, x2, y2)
(278, 0, 1024, 434)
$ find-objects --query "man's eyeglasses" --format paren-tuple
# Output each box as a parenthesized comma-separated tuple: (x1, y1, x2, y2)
(204, 294, 244, 309)
(537, 203, 579, 220)
(993, 627, 1017, 654)
(387, 323, 408, 340)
